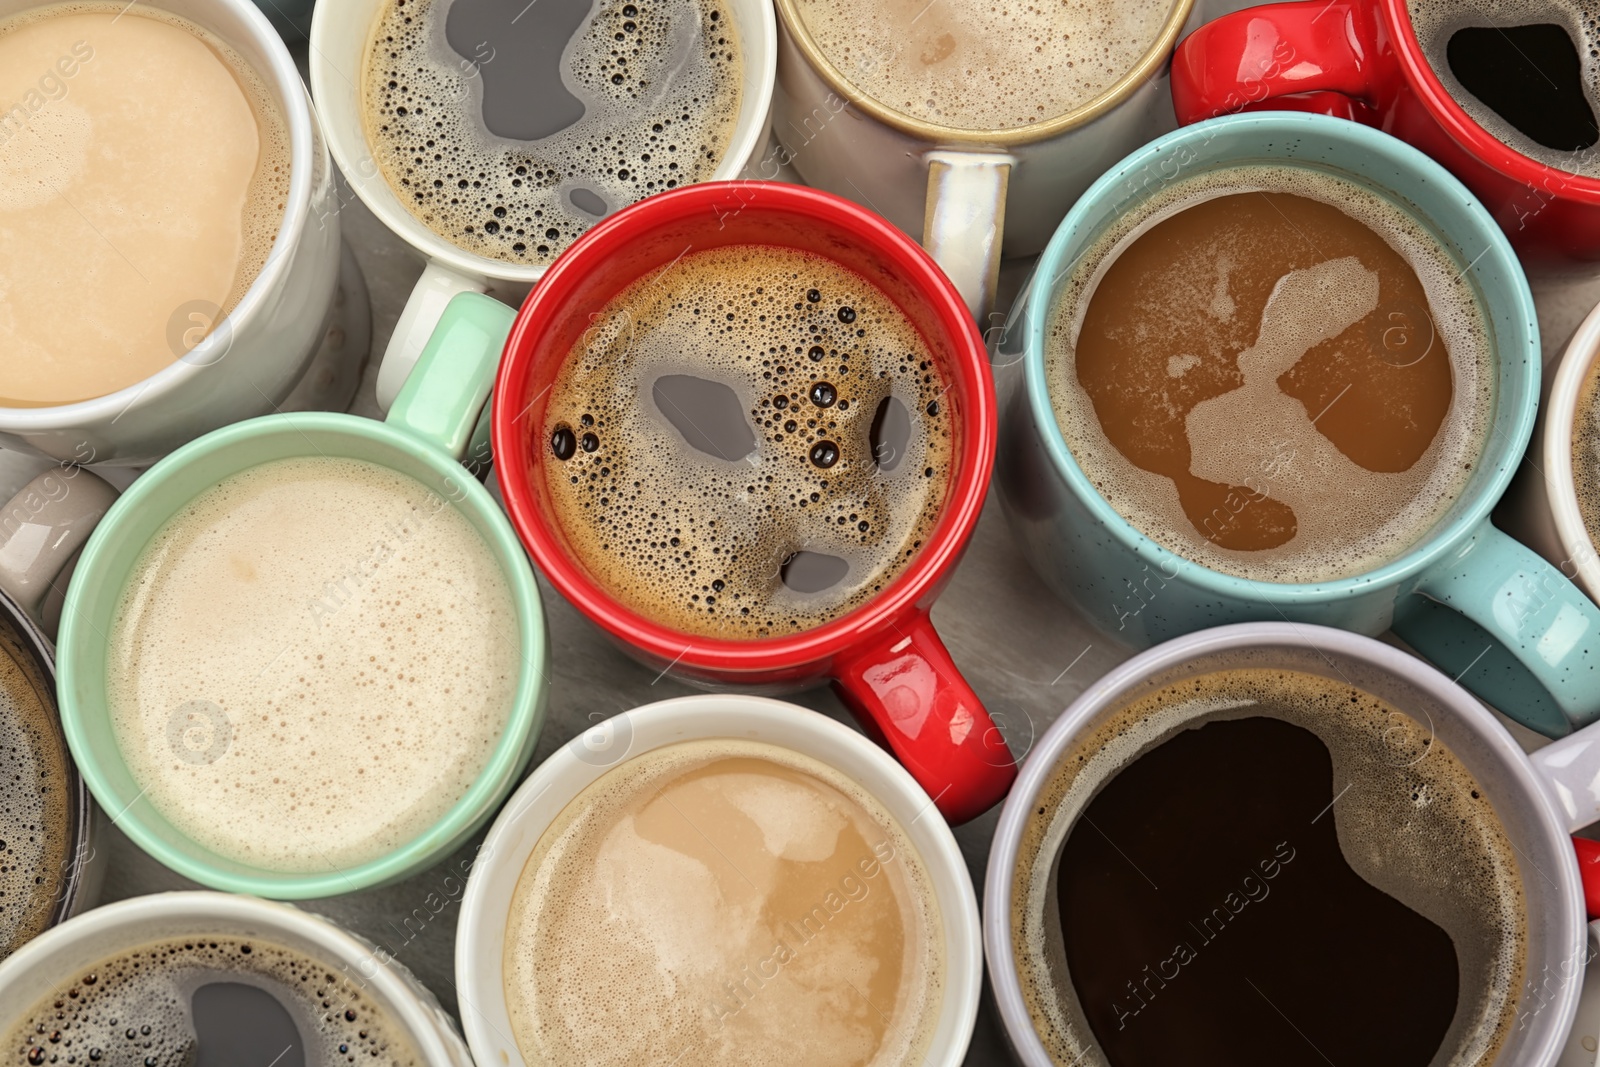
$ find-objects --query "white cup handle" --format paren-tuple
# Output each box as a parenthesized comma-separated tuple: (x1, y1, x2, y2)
(0, 469, 120, 636)
(376, 260, 492, 412)
(922, 150, 1013, 325)
(1531, 723, 1600, 833)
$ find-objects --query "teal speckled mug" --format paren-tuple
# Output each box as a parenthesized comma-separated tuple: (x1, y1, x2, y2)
(998, 112, 1600, 737)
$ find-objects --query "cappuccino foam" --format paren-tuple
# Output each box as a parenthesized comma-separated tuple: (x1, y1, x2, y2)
(1012, 668, 1525, 1067)
(503, 738, 945, 1066)
(791, 0, 1176, 130)
(106, 456, 520, 873)
(1574, 353, 1600, 549)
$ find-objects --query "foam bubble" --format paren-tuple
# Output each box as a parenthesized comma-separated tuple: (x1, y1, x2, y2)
(1012, 668, 1526, 1067)
(105, 456, 520, 873)
(542, 244, 953, 638)
(791, 0, 1176, 131)
(360, 0, 742, 265)
(503, 738, 945, 1066)
(1, 935, 423, 1064)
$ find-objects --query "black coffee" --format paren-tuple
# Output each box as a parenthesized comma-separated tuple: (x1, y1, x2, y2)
(1010, 668, 1526, 1067)
(362, 0, 744, 265)
(1410, 0, 1600, 173)
(3, 937, 421, 1065)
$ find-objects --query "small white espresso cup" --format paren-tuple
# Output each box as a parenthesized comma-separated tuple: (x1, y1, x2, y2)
(455, 694, 982, 1066)
(0, 891, 473, 1065)
(310, 0, 777, 412)
(0, 0, 342, 467)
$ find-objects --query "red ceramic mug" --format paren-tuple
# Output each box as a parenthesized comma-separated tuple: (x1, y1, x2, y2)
(487, 182, 1015, 824)
(1169, 0, 1600, 266)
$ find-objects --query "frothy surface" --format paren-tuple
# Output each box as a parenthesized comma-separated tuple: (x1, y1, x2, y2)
(106, 456, 520, 873)
(1046, 164, 1494, 584)
(792, 0, 1175, 130)
(0, 625, 71, 962)
(1573, 352, 1600, 550)
(0, 4, 290, 405)
(1407, 0, 1600, 177)
(542, 244, 952, 638)
(1012, 668, 1525, 1067)
(503, 738, 944, 1066)
(361, 0, 742, 265)
(1, 935, 422, 1065)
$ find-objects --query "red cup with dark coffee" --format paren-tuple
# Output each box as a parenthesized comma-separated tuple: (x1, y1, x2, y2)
(1169, 0, 1600, 266)
(490, 182, 1014, 824)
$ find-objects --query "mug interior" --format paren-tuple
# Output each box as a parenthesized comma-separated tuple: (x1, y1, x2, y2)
(55, 412, 546, 898)
(309, 0, 777, 284)
(0, 892, 469, 1064)
(493, 182, 994, 676)
(1545, 307, 1600, 598)
(455, 694, 981, 1067)
(987, 623, 1582, 1067)
(1023, 111, 1539, 600)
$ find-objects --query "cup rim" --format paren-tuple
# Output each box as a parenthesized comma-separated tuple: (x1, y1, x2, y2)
(308, 0, 779, 286)
(1021, 110, 1538, 603)
(0, 891, 468, 1063)
(1376, 0, 1600, 202)
(491, 181, 995, 674)
(55, 410, 548, 898)
(1542, 299, 1600, 596)
(454, 693, 982, 1067)
(0, 0, 321, 431)
(771, 0, 1195, 146)
(981, 620, 1583, 1067)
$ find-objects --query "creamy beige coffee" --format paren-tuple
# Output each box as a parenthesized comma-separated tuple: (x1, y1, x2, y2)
(1047, 164, 1494, 584)
(0, 3, 290, 406)
(503, 738, 945, 1066)
(791, 0, 1178, 130)
(1574, 354, 1600, 547)
(106, 456, 520, 873)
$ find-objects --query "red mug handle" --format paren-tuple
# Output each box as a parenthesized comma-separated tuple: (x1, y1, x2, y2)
(832, 611, 1016, 825)
(1577, 837, 1600, 920)
(1171, 0, 1385, 125)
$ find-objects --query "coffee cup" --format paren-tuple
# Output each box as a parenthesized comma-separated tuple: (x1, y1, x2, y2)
(998, 110, 1600, 739)
(985, 621, 1600, 1066)
(1171, 0, 1600, 267)
(309, 0, 777, 413)
(39, 299, 548, 898)
(0, 891, 473, 1064)
(0, 0, 343, 466)
(769, 0, 1200, 323)
(455, 693, 981, 1066)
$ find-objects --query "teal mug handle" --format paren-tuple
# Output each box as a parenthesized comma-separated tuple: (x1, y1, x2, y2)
(386, 291, 515, 468)
(1393, 521, 1600, 737)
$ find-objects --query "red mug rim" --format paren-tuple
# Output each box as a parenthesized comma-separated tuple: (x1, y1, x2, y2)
(491, 182, 996, 674)
(1378, 0, 1600, 201)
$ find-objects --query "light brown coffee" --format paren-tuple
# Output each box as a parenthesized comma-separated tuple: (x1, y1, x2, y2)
(503, 738, 945, 1066)
(1574, 354, 1600, 547)
(0, 3, 290, 406)
(1047, 164, 1494, 583)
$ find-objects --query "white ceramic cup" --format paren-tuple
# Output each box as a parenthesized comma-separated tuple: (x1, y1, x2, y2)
(454, 694, 981, 1066)
(0, 891, 473, 1064)
(309, 0, 777, 413)
(0, 0, 342, 468)
(768, 0, 1198, 325)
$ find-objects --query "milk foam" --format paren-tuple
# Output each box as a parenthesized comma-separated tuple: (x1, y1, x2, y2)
(106, 456, 520, 873)
(792, 0, 1176, 130)
(503, 738, 945, 1067)
(1046, 164, 1495, 584)
(1573, 354, 1600, 549)
(0, 4, 291, 405)
(362, 0, 742, 265)
(1012, 668, 1526, 1067)
(1, 936, 423, 1064)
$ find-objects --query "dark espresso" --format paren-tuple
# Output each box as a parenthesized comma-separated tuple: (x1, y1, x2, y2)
(1011, 669, 1525, 1066)
(542, 244, 953, 638)
(1409, 0, 1600, 174)
(2, 937, 422, 1065)
(0, 621, 71, 964)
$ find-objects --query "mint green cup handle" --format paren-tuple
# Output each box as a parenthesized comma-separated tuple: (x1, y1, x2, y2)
(386, 292, 515, 462)
(1393, 522, 1600, 737)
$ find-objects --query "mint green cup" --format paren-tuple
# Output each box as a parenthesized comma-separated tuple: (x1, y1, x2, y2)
(56, 295, 547, 899)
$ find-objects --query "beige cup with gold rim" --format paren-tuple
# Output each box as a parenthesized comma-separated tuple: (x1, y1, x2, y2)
(769, 0, 1197, 325)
